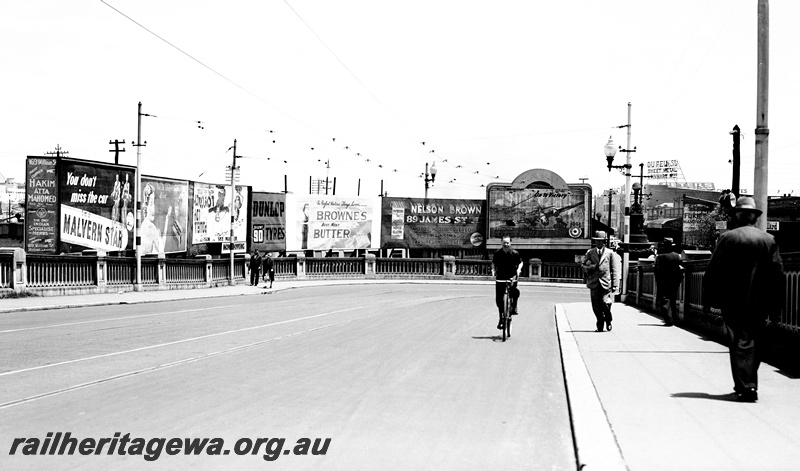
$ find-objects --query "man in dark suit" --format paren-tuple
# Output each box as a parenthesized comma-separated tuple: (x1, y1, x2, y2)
(655, 237, 684, 326)
(583, 231, 621, 332)
(703, 197, 784, 403)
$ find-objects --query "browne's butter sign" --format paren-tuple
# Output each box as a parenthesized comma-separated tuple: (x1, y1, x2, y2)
(285, 195, 380, 251)
(60, 204, 129, 252)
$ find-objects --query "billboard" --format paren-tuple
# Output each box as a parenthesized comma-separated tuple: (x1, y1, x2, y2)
(25, 157, 58, 253)
(682, 202, 715, 248)
(381, 197, 485, 249)
(487, 186, 588, 240)
(251, 192, 286, 253)
(190, 182, 248, 251)
(285, 195, 380, 251)
(647, 160, 680, 180)
(140, 177, 190, 254)
(58, 159, 136, 253)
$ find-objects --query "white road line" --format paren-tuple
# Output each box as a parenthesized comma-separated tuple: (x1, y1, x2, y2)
(0, 306, 364, 378)
(0, 310, 382, 410)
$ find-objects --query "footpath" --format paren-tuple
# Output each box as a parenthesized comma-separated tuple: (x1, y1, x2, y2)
(3, 282, 800, 470)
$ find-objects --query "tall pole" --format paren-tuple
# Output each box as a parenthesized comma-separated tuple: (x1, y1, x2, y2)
(754, 0, 769, 230)
(621, 102, 632, 299)
(731, 125, 741, 197)
(230, 139, 237, 285)
(134, 102, 143, 289)
(424, 162, 430, 199)
(607, 189, 614, 244)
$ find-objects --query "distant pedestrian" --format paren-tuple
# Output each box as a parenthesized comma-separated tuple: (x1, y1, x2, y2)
(582, 231, 621, 332)
(702, 196, 784, 403)
(249, 250, 262, 286)
(654, 237, 684, 326)
(263, 253, 275, 289)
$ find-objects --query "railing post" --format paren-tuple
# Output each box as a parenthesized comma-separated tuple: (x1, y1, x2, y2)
(1, 248, 27, 293)
(83, 250, 108, 291)
(196, 255, 212, 288)
(365, 254, 376, 279)
(296, 254, 307, 280)
(528, 258, 542, 281)
(157, 253, 167, 289)
(442, 255, 456, 280)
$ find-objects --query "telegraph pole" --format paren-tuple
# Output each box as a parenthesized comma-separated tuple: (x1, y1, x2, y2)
(730, 125, 741, 197)
(132, 102, 155, 290)
(754, 0, 769, 230)
(109, 139, 126, 165)
(229, 139, 238, 285)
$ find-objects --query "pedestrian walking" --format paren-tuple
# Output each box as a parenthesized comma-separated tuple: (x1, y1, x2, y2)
(263, 253, 275, 289)
(702, 196, 784, 403)
(654, 237, 684, 326)
(249, 249, 262, 286)
(582, 231, 621, 332)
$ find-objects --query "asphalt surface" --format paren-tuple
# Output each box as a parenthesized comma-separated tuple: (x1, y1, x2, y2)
(1, 283, 584, 470)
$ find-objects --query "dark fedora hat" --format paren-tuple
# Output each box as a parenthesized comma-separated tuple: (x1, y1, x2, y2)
(663, 237, 674, 246)
(591, 230, 608, 240)
(732, 196, 763, 216)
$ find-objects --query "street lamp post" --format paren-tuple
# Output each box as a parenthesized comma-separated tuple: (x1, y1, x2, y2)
(604, 102, 636, 299)
(424, 161, 437, 199)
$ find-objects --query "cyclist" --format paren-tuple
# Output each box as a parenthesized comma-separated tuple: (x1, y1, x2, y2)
(491, 236, 523, 329)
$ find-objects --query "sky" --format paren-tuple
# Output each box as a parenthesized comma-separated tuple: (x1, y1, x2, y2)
(2, 0, 799, 201)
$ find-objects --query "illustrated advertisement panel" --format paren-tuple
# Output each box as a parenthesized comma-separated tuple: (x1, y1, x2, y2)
(25, 157, 58, 253)
(251, 192, 286, 253)
(191, 183, 248, 250)
(285, 195, 380, 251)
(140, 177, 190, 254)
(381, 197, 485, 249)
(487, 186, 588, 240)
(682, 203, 715, 248)
(58, 160, 135, 253)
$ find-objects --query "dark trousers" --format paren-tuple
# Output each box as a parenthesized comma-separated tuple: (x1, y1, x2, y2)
(657, 293, 678, 325)
(589, 288, 613, 331)
(250, 268, 260, 286)
(724, 314, 763, 392)
(495, 281, 518, 317)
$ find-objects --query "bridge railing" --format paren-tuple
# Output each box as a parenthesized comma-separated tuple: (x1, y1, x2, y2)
(625, 256, 800, 372)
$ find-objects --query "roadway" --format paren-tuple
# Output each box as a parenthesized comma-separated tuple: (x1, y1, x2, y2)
(0, 283, 586, 470)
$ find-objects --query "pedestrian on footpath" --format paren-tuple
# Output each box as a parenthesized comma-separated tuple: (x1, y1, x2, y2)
(249, 249, 262, 286)
(582, 231, 621, 332)
(702, 196, 784, 403)
(263, 253, 275, 289)
(654, 237, 684, 326)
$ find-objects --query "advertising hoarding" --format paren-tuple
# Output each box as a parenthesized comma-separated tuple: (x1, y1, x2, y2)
(251, 192, 286, 253)
(381, 197, 485, 249)
(285, 195, 380, 251)
(487, 186, 588, 240)
(140, 176, 190, 254)
(57, 159, 136, 253)
(25, 157, 58, 253)
(190, 182, 248, 251)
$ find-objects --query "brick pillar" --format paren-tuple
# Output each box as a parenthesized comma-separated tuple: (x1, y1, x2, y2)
(365, 253, 376, 279)
(296, 254, 307, 280)
(196, 255, 212, 288)
(443, 255, 456, 280)
(528, 258, 542, 282)
(157, 253, 167, 289)
(0, 248, 27, 293)
(83, 250, 108, 291)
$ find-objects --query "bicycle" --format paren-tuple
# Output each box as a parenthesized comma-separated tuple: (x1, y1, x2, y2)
(501, 279, 515, 341)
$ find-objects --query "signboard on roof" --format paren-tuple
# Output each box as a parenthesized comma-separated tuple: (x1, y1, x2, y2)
(647, 160, 680, 180)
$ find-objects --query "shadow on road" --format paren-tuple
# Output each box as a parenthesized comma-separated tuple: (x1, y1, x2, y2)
(471, 336, 506, 342)
(671, 392, 738, 402)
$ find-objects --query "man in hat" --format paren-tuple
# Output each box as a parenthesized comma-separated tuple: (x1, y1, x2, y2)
(655, 237, 684, 326)
(703, 196, 784, 402)
(492, 236, 523, 330)
(583, 231, 621, 332)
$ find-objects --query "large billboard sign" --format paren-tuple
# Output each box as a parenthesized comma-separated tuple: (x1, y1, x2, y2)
(140, 177, 190, 254)
(682, 201, 715, 248)
(190, 183, 248, 250)
(58, 159, 136, 253)
(381, 198, 485, 249)
(285, 195, 380, 251)
(251, 192, 286, 253)
(25, 157, 58, 253)
(487, 186, 588, 241)
(647, 160, 680, 180)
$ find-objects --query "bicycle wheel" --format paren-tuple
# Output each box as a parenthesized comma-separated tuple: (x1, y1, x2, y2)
(502, 289, 511, 342)
(505, 315, 512, 339)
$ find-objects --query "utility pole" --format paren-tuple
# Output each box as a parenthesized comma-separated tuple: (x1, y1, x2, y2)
(229, 139, 239, 285)
(754, 0, 769, 230)
(109, 139, 126, 165)
(132, 102, 155, 290)
(730, 125, 741, 197)
(45, 144, 69, 160)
